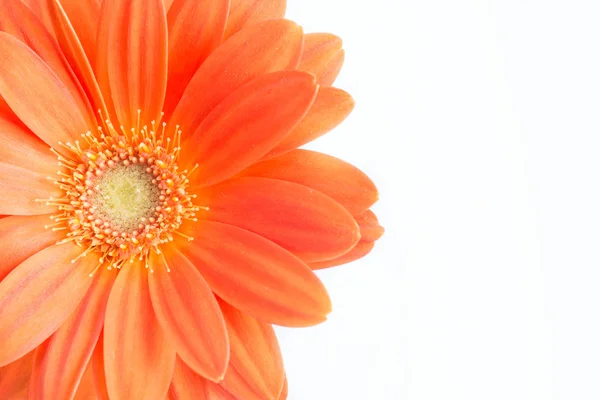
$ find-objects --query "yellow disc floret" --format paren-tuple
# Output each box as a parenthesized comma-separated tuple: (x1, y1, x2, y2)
(38, 114, 203, 271)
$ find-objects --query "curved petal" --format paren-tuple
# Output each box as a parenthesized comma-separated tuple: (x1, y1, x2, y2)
(169, 19, 303, 134)
(104, 261, 176, 400)
(206, 382, 238, 400)
(219, 300, 285, 400)
(29, 267, 116, 400)
(0, 244, 99, 367)
(267, 87, 355, 157)
(48, 0, 109, 119)
(0, 351, 34, 399)
(299, 33, 345, 86)
(224, 0, 286, 40)
(0, 215, 64, 282)
(309, 241, 375, 270)
(184, 71, 317, 186)
(54, 0, 101, 68)
(0, 0, 96, 126)
(278, 377, 288, 400)
(0, 32, 90, 148)
(196, 177, 360, 263)
(164, 0, 229, 115)
(168, 358, 210, 400)
(90, 332, 109, 400)
(148, 250, 229, 382)
(0, 162, 61, 216)
(355, 209, 385, 243)
(73, 361, 98, 400)
(97, 0, 168, 128)
(181, 220, 332, 327)
(0, 104, 57, 174)
(309, 210, 383, 269)
(21, 0, 55, 37)
(240, 149, 378, 215)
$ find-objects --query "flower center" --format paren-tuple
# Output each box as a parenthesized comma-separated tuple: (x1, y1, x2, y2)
(91, 164, 160, 232)
(39, 117, 202, 271)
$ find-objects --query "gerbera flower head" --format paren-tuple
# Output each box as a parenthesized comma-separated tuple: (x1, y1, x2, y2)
(0, 0, 383, 399)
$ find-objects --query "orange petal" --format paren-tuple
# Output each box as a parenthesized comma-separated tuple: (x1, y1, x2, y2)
(240, 149, 378, 215)
(168, 358, 210, 400)
(53, 0, 101, 68)
(0, 1, 95, 126)
(267, 86, 355, 157)
(0, 215, 64, 282)
(0, 33, 90, 148)
(21, 0, 55, 37)
(278, 377, 288, 400)
(0, 244, 98, 367)
(148, 250, 229, 382)
(206, 382, 238, 400)
(96, 0, 168, 128)
(90, 332, 109, 400)
(0, 162, 61, 216)
(104, 261, 176, 400)
(219, 300, 285, 400)
(355, 209, 385, 243)
(181, 220, 332, 327)
(298, 33, 345, 86)
(184, 71, 317, 186)
(197, 177, 360, 263)
(169, 19, 303, 134)
(224, 0, 286, 40)
(29, 267, 116, 400)
(0, 102, 56, 175)
(164, 0, 229, 115)
(164, 0, 174, 10)
(0, 351, 34, 399)
(73, 361, 99, 400)
(309, 241, 375, 270)
(48, 0, 109, 120)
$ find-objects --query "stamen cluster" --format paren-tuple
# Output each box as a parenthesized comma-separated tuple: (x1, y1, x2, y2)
(40, 116, 201, 270)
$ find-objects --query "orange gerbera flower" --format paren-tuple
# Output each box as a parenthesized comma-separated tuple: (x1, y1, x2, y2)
(0, 0, 383, 399)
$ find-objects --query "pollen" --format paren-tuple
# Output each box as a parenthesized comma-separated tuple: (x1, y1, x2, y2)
(39, 113, 203, 271)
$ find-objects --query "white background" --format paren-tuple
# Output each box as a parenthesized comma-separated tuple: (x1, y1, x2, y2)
(277, 1, 600, 399)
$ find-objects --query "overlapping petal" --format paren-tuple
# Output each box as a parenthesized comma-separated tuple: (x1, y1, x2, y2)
(183, 71, 317, 186)
(164, 0, 229, 115)
(0, 0, 95, 125)
(0, 162, 61, 216)
(96, 0, 168, 128)
(224, 0, 287, 39)
(104, 261, 176, 400)
(240, 149, 377, 215)
(196, 177, 360, 262)
(148, 250, 229, 382)
(310, 210, 383, 269)
(0, 32, 91, 149)
(268, 87, 355, 157)
(0, 244, 99, 367)
(170, 18, 303, 133)
(29, 267, 115, 400)
(355, 209, 385, 243)
(48, 0, 109, 118)
(219, 300, 285, 400)
(0, 351, 34, 399)
(0, 215, 64, 282)
(181, 220, 332, 327)
(53, 0, 101, 68)
(299, 33, 345, 86)
(0, 98, 57, 174)
(168, 358, 210, 400)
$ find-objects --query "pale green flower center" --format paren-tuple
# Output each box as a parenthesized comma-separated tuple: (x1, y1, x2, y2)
(91, 164, 160, 232)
